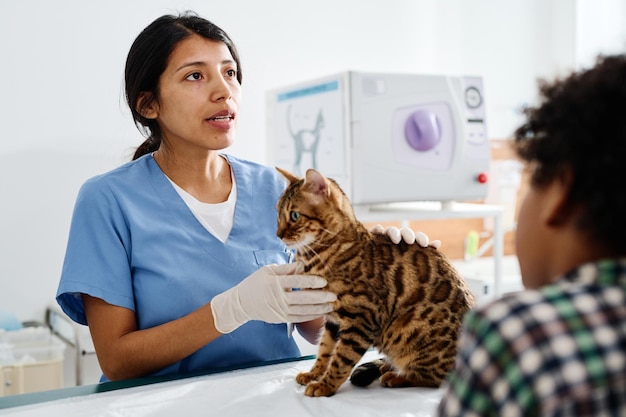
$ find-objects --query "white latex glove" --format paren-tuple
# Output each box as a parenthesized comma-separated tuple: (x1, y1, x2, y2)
(369, 224, 441, 249)
(210, 263, 337, 334)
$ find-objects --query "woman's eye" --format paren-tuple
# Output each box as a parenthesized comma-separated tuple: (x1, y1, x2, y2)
(226, 69, 237, 78)
(289, 211, 300, 222)
(186, 72, 202, 81)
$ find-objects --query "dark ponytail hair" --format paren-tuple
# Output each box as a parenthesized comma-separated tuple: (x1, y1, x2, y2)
(125, 11, 243, 160)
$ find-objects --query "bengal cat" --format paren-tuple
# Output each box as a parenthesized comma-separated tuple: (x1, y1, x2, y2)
(276, 167, 475, 397)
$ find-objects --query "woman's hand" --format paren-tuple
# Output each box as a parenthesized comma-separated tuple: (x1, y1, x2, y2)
(369, 224, 441, 249)
(211, 263, 336, 334)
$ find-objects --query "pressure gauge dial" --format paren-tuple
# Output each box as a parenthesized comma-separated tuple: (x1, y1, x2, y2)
(465, 86, 482, 109)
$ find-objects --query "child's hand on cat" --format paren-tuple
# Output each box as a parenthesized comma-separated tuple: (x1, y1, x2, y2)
(210, 262, 337, 334)
(369, 224, 441, 249)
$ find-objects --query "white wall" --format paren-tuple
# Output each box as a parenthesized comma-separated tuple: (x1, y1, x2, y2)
(0, 0, 618, 323)
(576, 0, 626, 68)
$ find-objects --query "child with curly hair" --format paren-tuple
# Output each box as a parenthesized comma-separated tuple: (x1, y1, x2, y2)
(437, 55, 626, 416)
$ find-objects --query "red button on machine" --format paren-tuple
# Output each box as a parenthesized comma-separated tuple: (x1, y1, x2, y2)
(477, 172, 489, 184)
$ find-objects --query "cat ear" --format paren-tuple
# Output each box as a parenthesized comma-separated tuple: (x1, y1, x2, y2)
(275, 167, 299, 184)
(304, 169, 330, 197)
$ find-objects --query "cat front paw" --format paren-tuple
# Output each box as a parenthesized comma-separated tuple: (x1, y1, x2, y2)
(304, 381, 337, 397)
(296, 371, 319, 386)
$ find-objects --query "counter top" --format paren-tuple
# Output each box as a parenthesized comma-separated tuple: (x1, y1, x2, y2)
(0, 351, 444, 416)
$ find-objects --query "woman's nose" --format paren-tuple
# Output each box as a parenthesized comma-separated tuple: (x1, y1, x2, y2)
(210, 76, 232, 102)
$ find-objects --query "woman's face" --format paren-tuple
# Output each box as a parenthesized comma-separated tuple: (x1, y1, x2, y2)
(147, 34, 241, 155)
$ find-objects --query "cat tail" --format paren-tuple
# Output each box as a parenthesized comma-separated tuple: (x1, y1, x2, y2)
(349, 359, 386, 387)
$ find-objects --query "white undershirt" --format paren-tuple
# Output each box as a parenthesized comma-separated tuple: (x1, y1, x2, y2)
(167, 168, 237, 243)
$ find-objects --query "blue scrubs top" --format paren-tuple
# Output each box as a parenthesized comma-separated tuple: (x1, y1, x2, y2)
(56, 154, 300, 379)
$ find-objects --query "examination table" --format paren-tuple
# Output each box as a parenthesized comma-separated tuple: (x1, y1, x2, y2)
(0, 351, 444, 416)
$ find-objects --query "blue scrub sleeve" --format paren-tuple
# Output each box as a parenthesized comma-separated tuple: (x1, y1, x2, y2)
(56, 179, 135, 325)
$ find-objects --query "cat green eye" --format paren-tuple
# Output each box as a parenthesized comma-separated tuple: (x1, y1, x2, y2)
(290, 211, 300, 222)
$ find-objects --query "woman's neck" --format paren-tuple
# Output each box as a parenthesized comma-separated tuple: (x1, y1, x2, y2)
(153, 148, 232, 204)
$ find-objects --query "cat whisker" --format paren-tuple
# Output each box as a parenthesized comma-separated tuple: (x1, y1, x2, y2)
(299, 243, 328, 266)
(319, 227, 340, 238)
(300, 243, 320, 259)
(320, 227, 353, 243)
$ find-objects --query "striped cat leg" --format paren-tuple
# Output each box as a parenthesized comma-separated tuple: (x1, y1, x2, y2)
(351, 357, 444, 388)
(380, 354, 453, 388)
(380, 369, 441, 388)
(380, 332, 457, 388)
(296, 320, 339, 385)
(304, 330, 371, 397)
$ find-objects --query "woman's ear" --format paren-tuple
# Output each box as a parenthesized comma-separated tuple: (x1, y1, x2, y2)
(136, 92, 158, 119)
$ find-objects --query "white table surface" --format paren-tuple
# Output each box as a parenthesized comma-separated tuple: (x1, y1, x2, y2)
(0, 351, 444, 417)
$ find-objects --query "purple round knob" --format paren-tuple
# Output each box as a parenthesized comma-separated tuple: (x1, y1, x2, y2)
(404, 110, 441, 151)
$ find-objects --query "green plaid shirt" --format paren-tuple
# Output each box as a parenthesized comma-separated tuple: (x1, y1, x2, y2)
(437, 259, 626, 416)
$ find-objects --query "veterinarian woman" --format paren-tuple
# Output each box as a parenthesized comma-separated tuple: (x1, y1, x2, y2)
(56, 11, 435, 382)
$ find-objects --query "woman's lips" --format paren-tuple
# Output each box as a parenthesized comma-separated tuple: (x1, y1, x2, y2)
(206, 109, 235, 129)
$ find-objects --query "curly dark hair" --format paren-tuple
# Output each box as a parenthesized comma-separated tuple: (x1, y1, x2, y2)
(513, 55, 626, 253)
